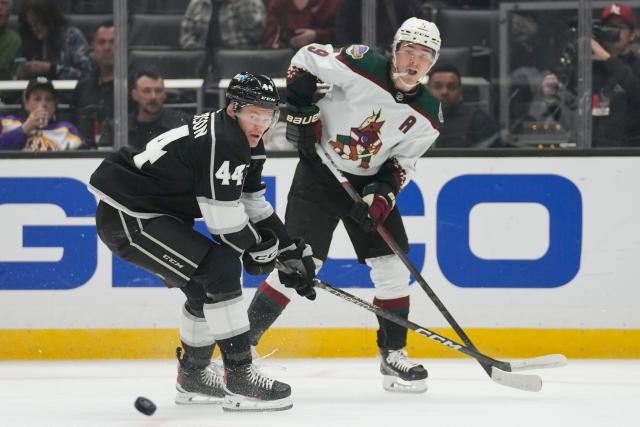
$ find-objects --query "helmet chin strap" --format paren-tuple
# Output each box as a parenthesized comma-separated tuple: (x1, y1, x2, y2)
(391, 66, 428, 90)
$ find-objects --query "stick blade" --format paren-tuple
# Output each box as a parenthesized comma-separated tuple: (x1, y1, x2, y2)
(490, 367, 543, 392)
(508, 354, 568, 372)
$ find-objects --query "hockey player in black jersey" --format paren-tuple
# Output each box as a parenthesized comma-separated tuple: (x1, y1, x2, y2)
(247, 18, 443, 393)
(89, 72, 316, 412)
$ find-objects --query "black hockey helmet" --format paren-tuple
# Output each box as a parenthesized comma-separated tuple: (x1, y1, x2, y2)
(226, 72, 280, 113)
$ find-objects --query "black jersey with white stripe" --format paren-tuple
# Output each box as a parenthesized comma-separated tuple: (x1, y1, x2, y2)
(89, 109, 277, 252)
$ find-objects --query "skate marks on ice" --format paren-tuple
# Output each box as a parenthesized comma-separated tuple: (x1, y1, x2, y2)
(0, 359, 637, 427)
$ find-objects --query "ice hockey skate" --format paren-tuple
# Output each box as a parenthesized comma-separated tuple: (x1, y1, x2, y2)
(175, 348, 225, 404)
(223, 363, 292, 412)
(380, 348, 428, 393)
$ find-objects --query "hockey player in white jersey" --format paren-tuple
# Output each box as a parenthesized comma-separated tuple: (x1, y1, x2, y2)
(248, 18, 442, 393)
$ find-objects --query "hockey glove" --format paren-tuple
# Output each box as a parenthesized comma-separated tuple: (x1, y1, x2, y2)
(242, 229, 279, 276)
(348, 200, 375, 232)
(285, 104, 322, 155)
(362, 182, 396, 225)
(277, 238, 317, 301)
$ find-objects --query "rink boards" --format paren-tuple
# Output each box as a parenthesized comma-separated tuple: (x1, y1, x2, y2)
(0, 156, 639, 359)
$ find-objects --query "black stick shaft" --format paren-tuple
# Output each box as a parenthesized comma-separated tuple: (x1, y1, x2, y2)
(316, 144, 492, 375)
(313, 279, 508, 370)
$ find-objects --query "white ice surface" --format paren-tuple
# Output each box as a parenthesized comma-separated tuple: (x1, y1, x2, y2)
(0, 358, 638, 427)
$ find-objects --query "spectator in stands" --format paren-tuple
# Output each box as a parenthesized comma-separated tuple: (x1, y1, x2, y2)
(0, 76, 85, 151)
(427, 65, 500, 148)
(0, 0, 21, 80)
(180, 0, 266, 49)
(263, 0, 338, 49)
(16, 0, 94, 80)
(335, 0, 423, 52)
(542, 2, 640, 147)
(72, 21, 114, 147)
(99, 69, 190, 149)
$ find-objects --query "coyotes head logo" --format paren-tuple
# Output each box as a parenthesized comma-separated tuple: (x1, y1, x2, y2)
(329, 110, 385, 169)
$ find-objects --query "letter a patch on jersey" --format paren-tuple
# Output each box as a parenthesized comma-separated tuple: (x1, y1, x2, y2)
(328, 110, 385, 169)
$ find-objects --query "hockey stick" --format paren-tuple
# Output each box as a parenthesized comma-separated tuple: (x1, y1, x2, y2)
(314, 143, 566, 379)
(277, 257, 564, 392)
(311, 277, 565, 392)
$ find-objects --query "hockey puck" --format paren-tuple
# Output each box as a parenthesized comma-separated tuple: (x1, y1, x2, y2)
(134, 396, 156, 416)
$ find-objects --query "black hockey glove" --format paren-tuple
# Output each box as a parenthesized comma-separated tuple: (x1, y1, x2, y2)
(242, 229, 279, 276)
(285, 104, 322, 157)
(277, 238, 317, 301)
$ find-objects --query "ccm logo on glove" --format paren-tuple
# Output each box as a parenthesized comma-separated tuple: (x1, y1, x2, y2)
(243, 229, 279, 276)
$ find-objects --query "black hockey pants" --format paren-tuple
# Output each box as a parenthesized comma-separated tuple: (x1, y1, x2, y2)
(95, 201, 241, 315)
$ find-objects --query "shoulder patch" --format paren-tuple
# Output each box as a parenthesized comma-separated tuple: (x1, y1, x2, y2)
(345, 44, 370, 60)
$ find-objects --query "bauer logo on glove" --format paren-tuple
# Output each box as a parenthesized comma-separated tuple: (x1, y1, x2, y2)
(286, 111, 321, 125)
(285, 105, 322, 150)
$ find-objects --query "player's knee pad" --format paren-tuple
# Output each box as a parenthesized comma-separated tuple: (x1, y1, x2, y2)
(180, 303, 215, 347)
(203, 294, 250, 341)
(366, 254, 410, 299)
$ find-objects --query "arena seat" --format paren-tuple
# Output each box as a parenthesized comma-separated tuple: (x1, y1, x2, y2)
(129, 13, 183, 49)
(129, 0, 189, 14)
(436, 47, 472, 76)
(213, 49, 295, 80)
(435, 9, 499, 48)
(70, 0, 112, 13)
(435, 9, 499, 79)
(128, 49, 206, 79)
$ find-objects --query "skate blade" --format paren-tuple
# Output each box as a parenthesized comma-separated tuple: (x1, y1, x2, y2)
(382, 375, 428, 394)
(222, 395, 293, 412)
(175, 390, 225, 405)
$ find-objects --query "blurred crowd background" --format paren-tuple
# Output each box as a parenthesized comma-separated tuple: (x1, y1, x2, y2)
(0, 0, 638, 152)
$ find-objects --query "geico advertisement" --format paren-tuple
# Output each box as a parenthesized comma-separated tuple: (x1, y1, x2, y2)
(0, 157, 639, 329)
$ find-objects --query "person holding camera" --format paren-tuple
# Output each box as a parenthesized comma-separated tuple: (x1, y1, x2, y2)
(543, 2, 640, 147)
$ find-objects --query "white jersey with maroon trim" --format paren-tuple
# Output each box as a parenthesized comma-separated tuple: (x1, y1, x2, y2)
(290, 43, 442, 185)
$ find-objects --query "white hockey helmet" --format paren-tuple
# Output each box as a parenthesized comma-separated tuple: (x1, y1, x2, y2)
(392, 17, 442, 63)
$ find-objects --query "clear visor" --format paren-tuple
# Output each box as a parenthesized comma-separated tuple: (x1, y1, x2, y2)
(235, 106, 280, 129)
